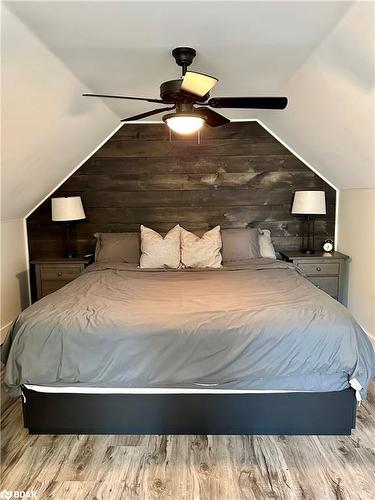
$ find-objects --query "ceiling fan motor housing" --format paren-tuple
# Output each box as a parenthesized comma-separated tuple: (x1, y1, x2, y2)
(172, 47, 196, 69)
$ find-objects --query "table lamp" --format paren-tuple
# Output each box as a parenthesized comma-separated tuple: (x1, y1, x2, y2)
(52, 196, 86, 258)
(291, 191, 326, 254)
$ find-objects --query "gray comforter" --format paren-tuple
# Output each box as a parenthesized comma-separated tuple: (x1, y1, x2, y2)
(2, 259, 374, 397)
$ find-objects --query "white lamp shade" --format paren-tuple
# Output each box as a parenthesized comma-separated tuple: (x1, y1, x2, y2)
(52, 196, 86, 221)
(291, 191, 326, 215)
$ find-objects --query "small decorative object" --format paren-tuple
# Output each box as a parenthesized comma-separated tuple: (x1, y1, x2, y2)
(291, 191, 326, 254)
(322, 238, 334, 253)
(52, 196, 86, 258)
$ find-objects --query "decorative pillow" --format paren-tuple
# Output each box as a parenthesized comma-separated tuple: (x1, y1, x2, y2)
(140, 225, 181, 268)
(181, 226, 222, 268)
(258, 229, 277, 259)
(94, 232, 140, 263)
(221, 228, 261, 262)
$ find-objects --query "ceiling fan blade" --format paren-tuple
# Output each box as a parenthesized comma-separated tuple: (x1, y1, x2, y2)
(198, 107, 230, 127)
(83, 93, 164, 104)
(120, 106, 175, 122)
(181, 71, 218, 98)
(208, 97, 288, 110)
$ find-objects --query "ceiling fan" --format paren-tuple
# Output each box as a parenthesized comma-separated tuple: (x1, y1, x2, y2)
(83, 47, 288, 134)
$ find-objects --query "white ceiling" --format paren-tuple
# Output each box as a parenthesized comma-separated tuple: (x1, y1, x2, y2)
(5, 0, 352, 119)
(258, 0, 375, 189)
(2, 1, 374, 220)
(1, 5, 118, 220)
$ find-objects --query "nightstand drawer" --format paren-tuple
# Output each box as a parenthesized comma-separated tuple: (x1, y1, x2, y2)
(31, 259, 90, 302)
(41, 280, 72, 297)
(296, 262, 339, 276)
(309, 276, 339, 298)
(40, 265, 83, 281)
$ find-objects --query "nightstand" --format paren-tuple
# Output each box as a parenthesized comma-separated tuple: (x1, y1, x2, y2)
(279, 251, 349, 305)
(31, 258, 90, 301)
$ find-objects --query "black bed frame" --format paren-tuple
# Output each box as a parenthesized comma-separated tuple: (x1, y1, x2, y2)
(21, 386, 357, 435)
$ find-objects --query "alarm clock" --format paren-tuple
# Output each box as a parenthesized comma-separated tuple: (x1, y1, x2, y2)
(322, 239, 334, 252)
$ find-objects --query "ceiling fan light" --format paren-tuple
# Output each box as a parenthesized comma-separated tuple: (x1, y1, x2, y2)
(181, 71, 218, 97)
(165, 114, 205, 134)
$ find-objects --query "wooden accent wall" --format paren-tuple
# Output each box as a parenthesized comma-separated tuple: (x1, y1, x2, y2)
(27, 121, 336, 259)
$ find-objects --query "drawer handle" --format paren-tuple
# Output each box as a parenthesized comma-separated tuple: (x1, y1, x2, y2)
(316, 267, 321, 272)
(57, 272, 63, 277)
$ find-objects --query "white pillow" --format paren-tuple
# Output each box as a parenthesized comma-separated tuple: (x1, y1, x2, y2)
(181, 226, 222, 268)
(140, 225, 181, 268)
(258, 229, 276, 259)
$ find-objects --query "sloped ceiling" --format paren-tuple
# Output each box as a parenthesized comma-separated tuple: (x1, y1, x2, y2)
(1, 6, 119, 220)
(2, 1, 374, 220)
(257, 1, 375, 189)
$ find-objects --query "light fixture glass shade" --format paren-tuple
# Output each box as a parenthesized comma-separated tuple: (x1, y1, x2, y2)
(52, 196, 86, 221)
(291, 191, 326, 215)
(166, 115, 204, 134)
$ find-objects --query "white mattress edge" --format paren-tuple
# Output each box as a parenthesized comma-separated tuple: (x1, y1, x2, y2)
(24, 384, 309, 395)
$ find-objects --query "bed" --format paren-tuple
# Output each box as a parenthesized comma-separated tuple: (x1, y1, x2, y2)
(2, 258, 374, 435)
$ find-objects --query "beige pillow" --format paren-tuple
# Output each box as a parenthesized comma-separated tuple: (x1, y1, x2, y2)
(221, 228, 261, 262)
(140, 225, 181, 268)
(94, 232, 140, 263)
(181, 226, 222, 268)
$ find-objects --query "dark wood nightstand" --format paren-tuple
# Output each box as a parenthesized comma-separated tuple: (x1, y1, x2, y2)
(31, 258, 90, 301)
(279, 251, 349, 305)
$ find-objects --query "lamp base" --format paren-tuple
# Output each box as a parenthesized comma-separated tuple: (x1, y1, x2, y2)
(65, 222, 73, 259)
(299, 215, 317, 255)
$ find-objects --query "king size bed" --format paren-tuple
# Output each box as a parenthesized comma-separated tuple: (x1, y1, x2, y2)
(2, 257, 374, 435)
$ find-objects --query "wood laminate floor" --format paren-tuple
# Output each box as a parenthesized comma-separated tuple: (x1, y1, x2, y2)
(1, 383, 375, 500)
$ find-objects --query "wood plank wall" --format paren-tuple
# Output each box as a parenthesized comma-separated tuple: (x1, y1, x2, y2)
(27, 121, 336, 259)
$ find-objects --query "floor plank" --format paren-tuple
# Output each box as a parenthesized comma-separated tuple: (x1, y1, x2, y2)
(1, 383, 374, 500)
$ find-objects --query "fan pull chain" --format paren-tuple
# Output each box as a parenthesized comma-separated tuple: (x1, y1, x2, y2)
(169, 128, 172, 143)
(197, 129, 201, 145)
